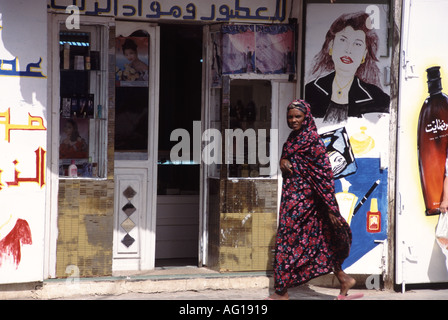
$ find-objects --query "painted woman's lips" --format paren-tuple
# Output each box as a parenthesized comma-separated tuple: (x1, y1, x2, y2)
(340, 56, 353, 64)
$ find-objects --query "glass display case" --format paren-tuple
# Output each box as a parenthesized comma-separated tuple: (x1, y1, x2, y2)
(58, 27, 107, 179)
(227, 79, 272, 178)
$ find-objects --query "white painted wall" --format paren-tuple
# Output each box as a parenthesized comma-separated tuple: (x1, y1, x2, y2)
(0, 0, 47, 284)
(397, 0, 448, 285)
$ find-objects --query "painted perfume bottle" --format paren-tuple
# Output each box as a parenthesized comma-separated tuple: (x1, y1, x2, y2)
(367, 198, 381, 233)
(335, 178, 357, 225)
(417, 66, 448, 215)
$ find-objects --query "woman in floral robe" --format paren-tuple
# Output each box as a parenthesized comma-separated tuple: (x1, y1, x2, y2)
(268, 99, 358, 300)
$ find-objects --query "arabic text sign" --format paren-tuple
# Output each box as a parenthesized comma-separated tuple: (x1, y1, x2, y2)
(48, 0, 289, 23)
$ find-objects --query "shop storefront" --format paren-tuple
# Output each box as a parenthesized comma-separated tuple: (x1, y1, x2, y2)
(41, 0, 302, 279)
(0, 0, 408, 287)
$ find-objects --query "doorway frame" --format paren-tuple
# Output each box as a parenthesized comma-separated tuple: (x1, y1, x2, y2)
(45, 13, 115, 279)
(113, 21, 160, 272)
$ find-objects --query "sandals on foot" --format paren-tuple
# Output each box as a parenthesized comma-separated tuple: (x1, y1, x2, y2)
(335, 293, 364, 300)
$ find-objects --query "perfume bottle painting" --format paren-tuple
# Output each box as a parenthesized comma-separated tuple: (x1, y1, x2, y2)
(367, 198, 381, 233)
(417, 66, 448, 215)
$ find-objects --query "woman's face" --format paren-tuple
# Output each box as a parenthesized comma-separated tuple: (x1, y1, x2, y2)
(287, 108, 306, 131)
(330, 26, 367, 76)
(64, 122, 74, 135)
(124, 48, 138, 62)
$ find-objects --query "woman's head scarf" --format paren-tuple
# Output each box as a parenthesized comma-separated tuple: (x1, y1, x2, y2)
(286, 99, 319, 145)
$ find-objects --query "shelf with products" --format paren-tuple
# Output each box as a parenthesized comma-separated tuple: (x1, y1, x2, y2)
(58, 28, 108, 180)
(227, 79, 272, 179)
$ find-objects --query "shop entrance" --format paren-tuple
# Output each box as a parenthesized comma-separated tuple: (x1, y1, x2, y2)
(155, 24, 203, 267)
(113, 22, 203, 272)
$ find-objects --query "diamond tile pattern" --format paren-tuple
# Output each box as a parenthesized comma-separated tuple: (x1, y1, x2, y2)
(121, 217, 136, 234)
(121, 185, 138, 249)
(121, 234, 135, 248)
(122, 202, 136, 217)
(123, 186, 137, 199)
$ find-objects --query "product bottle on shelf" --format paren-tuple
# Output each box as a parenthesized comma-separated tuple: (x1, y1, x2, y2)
(417, 66, 448, 215)
(69, 160, 78, 178)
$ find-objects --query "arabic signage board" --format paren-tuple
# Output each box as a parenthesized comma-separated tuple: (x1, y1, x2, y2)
(0, 0, 47, 283)
(47, 0, 290, 23)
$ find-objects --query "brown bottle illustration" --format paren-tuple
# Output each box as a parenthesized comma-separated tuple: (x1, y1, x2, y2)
(418, 66, 448, 215)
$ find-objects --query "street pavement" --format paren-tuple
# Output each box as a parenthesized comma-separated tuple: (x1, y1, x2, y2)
(7, 265, 448, 303)
(60, 283, 448, 300)
(8, 276, 448, 319)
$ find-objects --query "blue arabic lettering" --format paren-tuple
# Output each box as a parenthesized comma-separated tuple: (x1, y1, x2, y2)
(200, 4, 216, 21)
(85, 0, 112, 15)
(183, 3, 196, 20)
(0, 57, 46, 78)
(48, 0, 288, 23)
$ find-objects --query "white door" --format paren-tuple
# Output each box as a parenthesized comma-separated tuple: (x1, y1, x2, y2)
(113, 22, 159, 272)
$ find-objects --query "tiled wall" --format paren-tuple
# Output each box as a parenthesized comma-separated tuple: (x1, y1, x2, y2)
(56, 180, 115, 277)
(209, 179, 278, 272)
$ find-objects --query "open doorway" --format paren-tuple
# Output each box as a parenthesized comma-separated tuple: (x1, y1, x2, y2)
(156, 24, 203, 267)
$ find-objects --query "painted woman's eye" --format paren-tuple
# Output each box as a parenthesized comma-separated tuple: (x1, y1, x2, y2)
(336, 35, 348, 43)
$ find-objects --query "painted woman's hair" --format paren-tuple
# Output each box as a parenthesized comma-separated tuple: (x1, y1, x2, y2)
(308, 11, 382, 88)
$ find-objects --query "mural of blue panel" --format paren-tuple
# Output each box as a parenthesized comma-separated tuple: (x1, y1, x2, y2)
(336, 158, 388, 269)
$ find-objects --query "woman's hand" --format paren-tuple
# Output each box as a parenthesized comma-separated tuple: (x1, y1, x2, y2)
(441, 176, 448, 213)
(441, 200, 448, 214)
(280, 159, 293, 175)
(329, 214, 343, 228)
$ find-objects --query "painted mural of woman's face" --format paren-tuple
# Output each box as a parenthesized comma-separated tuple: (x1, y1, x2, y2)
(330, 26, 368, 77)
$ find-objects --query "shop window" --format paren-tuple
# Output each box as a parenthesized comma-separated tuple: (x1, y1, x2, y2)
(228, 79, 272, 178)
(114, 31, 150, 159)
(59, 28, 107, 179)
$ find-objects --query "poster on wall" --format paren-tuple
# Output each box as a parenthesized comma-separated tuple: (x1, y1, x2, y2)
(303, 2, 391, 274)
(256, 25, 295, 74)
(59, 118, 89, 159)
(0, 1, 47, 284)
(221, 24, 295, 75)
(115, 36, 149, 87)
(222, 25, 255, 74)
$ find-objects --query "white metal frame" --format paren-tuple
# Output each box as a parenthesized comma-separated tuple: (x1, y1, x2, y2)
(113, 21, 160, 271)
(45, 13, 114, 279)
(200, 24, 297, 266)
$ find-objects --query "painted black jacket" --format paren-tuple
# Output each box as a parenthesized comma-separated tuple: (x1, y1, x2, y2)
(305, 72, 390, 118)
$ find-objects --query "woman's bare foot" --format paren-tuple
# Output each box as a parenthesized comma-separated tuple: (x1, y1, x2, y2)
(265, 291, 289, 300)
(334, 269, 356, 296)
